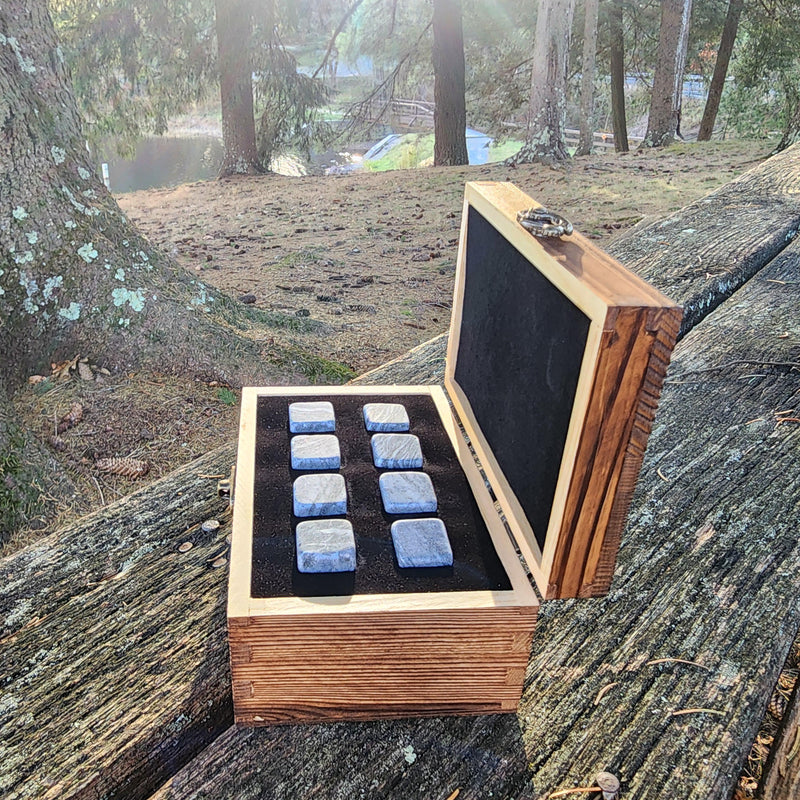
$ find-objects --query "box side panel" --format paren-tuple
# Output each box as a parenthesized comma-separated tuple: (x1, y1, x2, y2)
(546, 305, 682, 599)
(588, 306, 683, 595)
(229, 605, 536, 725)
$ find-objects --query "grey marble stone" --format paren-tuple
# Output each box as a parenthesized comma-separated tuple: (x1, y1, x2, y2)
(290, 434, 341, 470)
(296, 519, 356, 573)
(391, 518, 453, 568)
(288, 401, 335, 433)
(363, 403, 410, 432)
(293, 473, 347, 517)
(379, 471, 437, 514)
(371, 433, 423, 469)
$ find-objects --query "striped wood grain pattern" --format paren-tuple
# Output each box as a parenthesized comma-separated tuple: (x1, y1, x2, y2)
(229, 604, 536, 725)
(548, 305, 683, 598)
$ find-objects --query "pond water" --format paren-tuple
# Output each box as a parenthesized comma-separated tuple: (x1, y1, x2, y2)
(100, 135, 378, 193)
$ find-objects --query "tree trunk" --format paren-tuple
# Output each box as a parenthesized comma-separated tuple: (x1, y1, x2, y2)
(432, 0, 468, 166)
(508, 0, 578, 164)
(576, 0, 600, 156)
(215, 0, 262, 175)
(642, 0, 693, 148)
(0, 0, 306, 535)
(608, 0, 629, 152)
(698, 0, 743, 141)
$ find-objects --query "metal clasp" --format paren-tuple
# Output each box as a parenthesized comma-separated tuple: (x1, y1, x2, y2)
(516, 208, 573, 239)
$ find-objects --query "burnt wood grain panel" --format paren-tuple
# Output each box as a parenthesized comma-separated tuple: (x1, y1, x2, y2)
(229, 605, 536, 725)
(548, 305, 682, 598)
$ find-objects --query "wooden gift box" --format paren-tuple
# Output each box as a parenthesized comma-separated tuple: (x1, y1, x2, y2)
(227, 182, 682, 726)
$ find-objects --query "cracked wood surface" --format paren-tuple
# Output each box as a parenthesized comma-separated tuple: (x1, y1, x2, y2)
(1, 147, 800, 799)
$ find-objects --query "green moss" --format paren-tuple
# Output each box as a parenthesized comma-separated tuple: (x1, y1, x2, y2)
(0, 422, 42, 541)
(213, 294, 325, 334)
(270, 347, 355, 384)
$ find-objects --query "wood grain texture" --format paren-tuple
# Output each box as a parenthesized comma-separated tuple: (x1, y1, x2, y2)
(549, 305, 682, 598)
(0, 448, 236, 800)
(230, 606, 535, 724)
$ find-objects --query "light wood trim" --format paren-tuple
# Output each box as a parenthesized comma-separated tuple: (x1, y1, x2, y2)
(464, 181, 679, 310)
(227, 387, 258, 619)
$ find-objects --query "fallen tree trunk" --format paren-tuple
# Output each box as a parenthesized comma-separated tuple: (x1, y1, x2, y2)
(2, 149, 800, 799)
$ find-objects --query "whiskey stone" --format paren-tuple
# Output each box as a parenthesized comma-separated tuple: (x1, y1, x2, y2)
(293, 473, 347, 517)
(296, 519, 356, 573)
(290, 434, 341, 470)
(379, 471, 437, 514)
(288, 401, 335, 433)
(371, 433, 423, 469)
(363, 403, 410, 432)
(391, 518, 453, 568)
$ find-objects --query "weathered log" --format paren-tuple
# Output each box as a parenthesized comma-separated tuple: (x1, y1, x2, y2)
(2, 149, 800, 799)
(143, 233, 800, 800)
(607, 142, 800, 336)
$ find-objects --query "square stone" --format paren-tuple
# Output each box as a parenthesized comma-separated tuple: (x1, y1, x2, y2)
(293, 473, 347, 517)
(391, 518, 453, 568)
(371, 433, 423, 469)
(290, 434, 341, 470)
(296, 519, 356, 573)
(379, 472, 437, 514)
(289, 401, 335, 433)
(363, 403, 410, 432)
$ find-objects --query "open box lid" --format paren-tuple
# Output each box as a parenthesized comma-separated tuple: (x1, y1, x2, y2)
(445, 182, 682, 600)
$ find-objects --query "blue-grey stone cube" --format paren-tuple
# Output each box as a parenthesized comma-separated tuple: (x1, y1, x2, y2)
(296, 519, 356, 573)
(391, 518, 453, 568)
(363, 403, 410, 432)
(293, 473, 347, 517)
(290, 434, 341, 470)
(379, 472, 437, 514)
(371, 433, 423, 469)
(289, 401, 335, 433)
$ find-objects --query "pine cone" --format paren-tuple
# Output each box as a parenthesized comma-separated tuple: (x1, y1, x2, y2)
(95, 457, 149, 479)
(57, 402, 83, 434)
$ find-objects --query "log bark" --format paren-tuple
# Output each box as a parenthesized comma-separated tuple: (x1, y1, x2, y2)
(642, 0, 693, 147)
(576, 0, 600, 157)
(760, 670, 800, 799)
(2, 151, 800, 799)
(608, 0, 629, 153)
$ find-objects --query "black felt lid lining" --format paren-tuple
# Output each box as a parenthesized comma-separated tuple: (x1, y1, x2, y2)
(451, 205, 591, 553)
(251, 393, 512, 598)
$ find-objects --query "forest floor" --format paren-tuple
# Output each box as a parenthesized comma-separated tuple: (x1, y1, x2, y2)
(9, 139, 772, 549)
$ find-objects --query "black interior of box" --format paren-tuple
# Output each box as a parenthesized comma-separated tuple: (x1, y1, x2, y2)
(454, 206, 591, 552)
(251, 393, 512, 597)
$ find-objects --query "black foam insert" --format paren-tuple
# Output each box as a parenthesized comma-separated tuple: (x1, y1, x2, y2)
(454, 206, 591, 551)
(251, 393, 512, 597)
